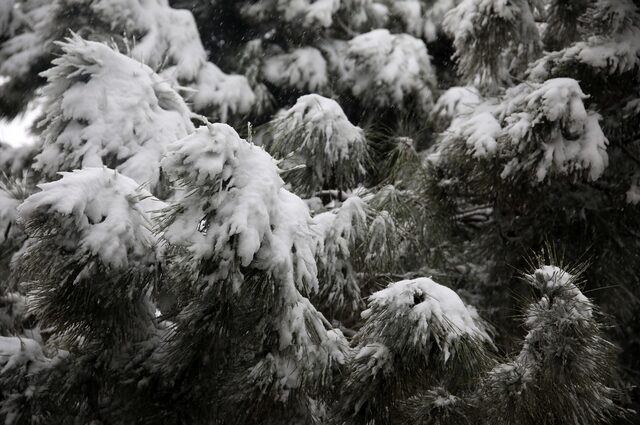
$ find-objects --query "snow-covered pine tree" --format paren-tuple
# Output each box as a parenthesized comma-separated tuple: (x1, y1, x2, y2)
(2, 167, 164, 423)
(154, 123, 348, 424)
(427, 0, 640, 414)
(479, 264, 621, 425)
(0, 0, 636, 423)
(0, 0, 255, 123)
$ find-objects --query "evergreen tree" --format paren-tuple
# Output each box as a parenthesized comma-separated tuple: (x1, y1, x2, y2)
(0, 0, 637, 423)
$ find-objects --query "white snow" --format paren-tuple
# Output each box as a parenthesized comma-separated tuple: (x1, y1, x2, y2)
(500, 78, 609, 181)
(527, 265, 593, 322)
(36, 35, 193, 191)
(529, 1, 640, 80)
(430, 86, 482, 131)
(0, 336, 54, 374)
(59, 0, 256, 119)
(345, 29, 436, 115)
(353, 342, 394, 376)
(458, 111, 501, 158)
(161, 123, 347, 397)
(424, 0, 461, 41)
(273, 94, 366, 164)
(0, 0, 49, 79)
(438, 78, 609, 183)
(190, 62, 256, 122)
(363, 277, 491, 361)
(387, 0, 426, 36)
(18, 167, 163, 269)
(312, 196, 368, 311)
(268, 94, 369, 193)
(304, 0, 341, 27)
(263, 47, 328, 92)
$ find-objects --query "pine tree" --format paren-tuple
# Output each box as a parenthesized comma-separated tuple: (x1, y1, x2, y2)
(0, 0, 637, 423)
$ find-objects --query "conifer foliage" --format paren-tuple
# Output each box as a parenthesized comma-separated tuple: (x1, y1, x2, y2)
(0, 0, 638, 423)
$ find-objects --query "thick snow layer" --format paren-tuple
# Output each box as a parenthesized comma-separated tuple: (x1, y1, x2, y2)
(18, 167, 163, 269)
(345, 29, 436, 115)
(280, 0, 340, 27)
(437, 78, 609, 183)
(274, 94, 366, 164)
(530, 27, 640, 79)
(303, 0, 341, 27)
(0, 0, 255, 119)
(458, 112, 501, 158)
(190, 62, 255, 122)
(43, 0, 256, 119)
(431, 86, 482, 131)
(36, 35, 193, 191)
(269, 94, 369, 193)
(263, 47, 328, 92)
(529, 1, 640, 79)
(500, 78, 609, 181)
(386, 0, 429, 37)
(363, 277, 490, 361)
(0, 336, 53, 374)
(161, 123, 322, 294)
(161, 123, 346, 395)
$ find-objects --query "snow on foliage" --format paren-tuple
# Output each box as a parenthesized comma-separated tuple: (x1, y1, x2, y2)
(242, 0, 340, 28)
(436, 78, 608, 183)
(430, 86, 482, 132)
(268, 94, 369, 194)
(160, 123, 318, 288)
(0, 0, 255, 121)
(87, 0, 257, 117)
(35, 35, 193, 191)
(525, 266, 593, 324)
(423, 0, 462, 41)
(263, 47, 328, 92)
(499, 78, 608, 181)
(344, 29, 436, 115)
(0, 336, 63, 374)
(336, 276, 491, 422)
(312, 196, 368, 313)
(0, 0, 49, 78)
(160, 123, 325, 294)
(191, 62, 256, 122)
(444, 0, 539, 88)
(529, 0, 640, 79)
(18, 167, 162, 270)
(456, 112, 501, 158)
(338, 0, 389, 29)
(362, 277, 491, 361)
(160, 123, 347, 398)
(481, 265, 617, 423)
